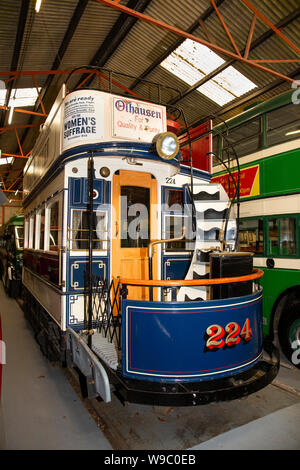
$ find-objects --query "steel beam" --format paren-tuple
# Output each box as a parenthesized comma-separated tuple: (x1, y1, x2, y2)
(73, 0, 153, 90)
(168, 7, 300, 106)
(128, 0, 226, 91)
(241, 0, 300, 56)
(96, 0, 297, 84)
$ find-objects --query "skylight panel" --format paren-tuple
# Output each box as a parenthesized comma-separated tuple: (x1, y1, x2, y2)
(178, 40, 225, 75)
(9, 88, 41, 107)
(197, 66, 257, 106)
(0, 157, 14, 166)
(160, 38, 257, 107)
(161, 49, 204, 86)
(197, 80, 235, 106)
(160, 39, 225, 86)
(212, 66, 257, 96)
(0, 89, 6, 106)
(0, 88, 41, 107)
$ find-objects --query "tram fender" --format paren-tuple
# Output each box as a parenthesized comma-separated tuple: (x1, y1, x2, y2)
(66, 328, 111, 403)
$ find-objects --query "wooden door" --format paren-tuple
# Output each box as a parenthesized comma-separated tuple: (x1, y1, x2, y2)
(112, 170, 157, 300)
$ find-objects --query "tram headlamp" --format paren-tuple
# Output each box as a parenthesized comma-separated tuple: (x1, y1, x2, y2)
(153, 132, 179, 160)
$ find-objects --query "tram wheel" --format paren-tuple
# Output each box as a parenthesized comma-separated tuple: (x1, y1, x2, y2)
(278, 302, 300, 369)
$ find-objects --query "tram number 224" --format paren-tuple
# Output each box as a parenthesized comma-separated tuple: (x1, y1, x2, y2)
(206, 318, 252, 350)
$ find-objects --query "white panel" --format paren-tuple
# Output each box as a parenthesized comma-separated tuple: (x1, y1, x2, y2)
(23, 268, 63, 326)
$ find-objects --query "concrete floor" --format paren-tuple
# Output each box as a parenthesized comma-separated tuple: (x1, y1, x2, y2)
(0, 283, 112, 450)
(0, 282, 300, 450)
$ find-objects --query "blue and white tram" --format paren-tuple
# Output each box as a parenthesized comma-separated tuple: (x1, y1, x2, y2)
(21, 68, 279, 406)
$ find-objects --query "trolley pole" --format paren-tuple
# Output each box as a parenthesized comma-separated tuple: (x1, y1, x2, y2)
(87, 152, 95, 348)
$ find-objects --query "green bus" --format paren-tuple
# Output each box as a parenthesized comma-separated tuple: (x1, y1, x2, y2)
(0, 213, 24, 297)
(212, 88, 300, 368)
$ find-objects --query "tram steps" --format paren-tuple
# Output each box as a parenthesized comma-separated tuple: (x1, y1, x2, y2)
(91, 332, 119, 370)
(177, 183, 236, 301)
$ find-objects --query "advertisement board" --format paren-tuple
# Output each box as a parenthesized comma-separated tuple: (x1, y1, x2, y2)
(62, 90, 105, 151)
(112, 96, 166, 142)
(212, 164, 260, 199)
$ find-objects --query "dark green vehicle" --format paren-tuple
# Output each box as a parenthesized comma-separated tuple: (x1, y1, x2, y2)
(212, 89, 300, 368)
(0, 214, 24, 297)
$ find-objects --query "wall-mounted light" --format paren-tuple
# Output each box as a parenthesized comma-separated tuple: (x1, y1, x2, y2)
(35, 0, 43, 13)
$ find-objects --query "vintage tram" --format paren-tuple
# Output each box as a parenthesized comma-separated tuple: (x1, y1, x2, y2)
(21, 68, 279, 405)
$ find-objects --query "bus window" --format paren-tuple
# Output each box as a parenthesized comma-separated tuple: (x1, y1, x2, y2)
(222, 118, 261, 160)
(280, 217, 296, 256)
(267, 103, 300, 147)
(268, 219, 279, 256)
(238, 218, 263, 255)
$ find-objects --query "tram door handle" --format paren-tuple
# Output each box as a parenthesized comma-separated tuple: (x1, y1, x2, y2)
(115, 221, 119, 238)
(59, 247, 66, 288)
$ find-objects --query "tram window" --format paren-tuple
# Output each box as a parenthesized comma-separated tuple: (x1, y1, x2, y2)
(24, 218, 29, 248)
(120, 186, 150, 248)
(38, 209, 45, 250)
(238, 218, 263, 255)
(165, 188, 184, 211)
(280, 217, 296, 256)
(267, 103, 300, 147)
(268, 219, 279, 256)
(29, 215, 36, 249)
(71, 210, 107, 250)
(47, 201, 61, 251)
(164, 215, 194, 252)
(15, 226, 24, 249)
(222, 118, 261, 160)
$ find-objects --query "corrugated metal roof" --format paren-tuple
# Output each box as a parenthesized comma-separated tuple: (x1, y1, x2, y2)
(0, 0, 299, 190)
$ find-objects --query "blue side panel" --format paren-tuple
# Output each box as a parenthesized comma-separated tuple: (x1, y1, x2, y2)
(66, 176, 111, 330)
(122, 290, 263, 383)
(68, 256, 108, 291)
(162, 255, 191, 280)
(70, 177, 106, 206)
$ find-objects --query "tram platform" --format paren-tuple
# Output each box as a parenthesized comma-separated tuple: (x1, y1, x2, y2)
(0, 282, 299, 451)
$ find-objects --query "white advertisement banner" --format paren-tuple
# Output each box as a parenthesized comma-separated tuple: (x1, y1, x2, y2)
(112, 96, 166, 142)
(62, 91, 105, 151)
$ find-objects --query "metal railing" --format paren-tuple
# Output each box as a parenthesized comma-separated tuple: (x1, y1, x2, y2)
(85, 274, 122, 350)
(84, 269, 263, 351)
(119, 268, 264, 302)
